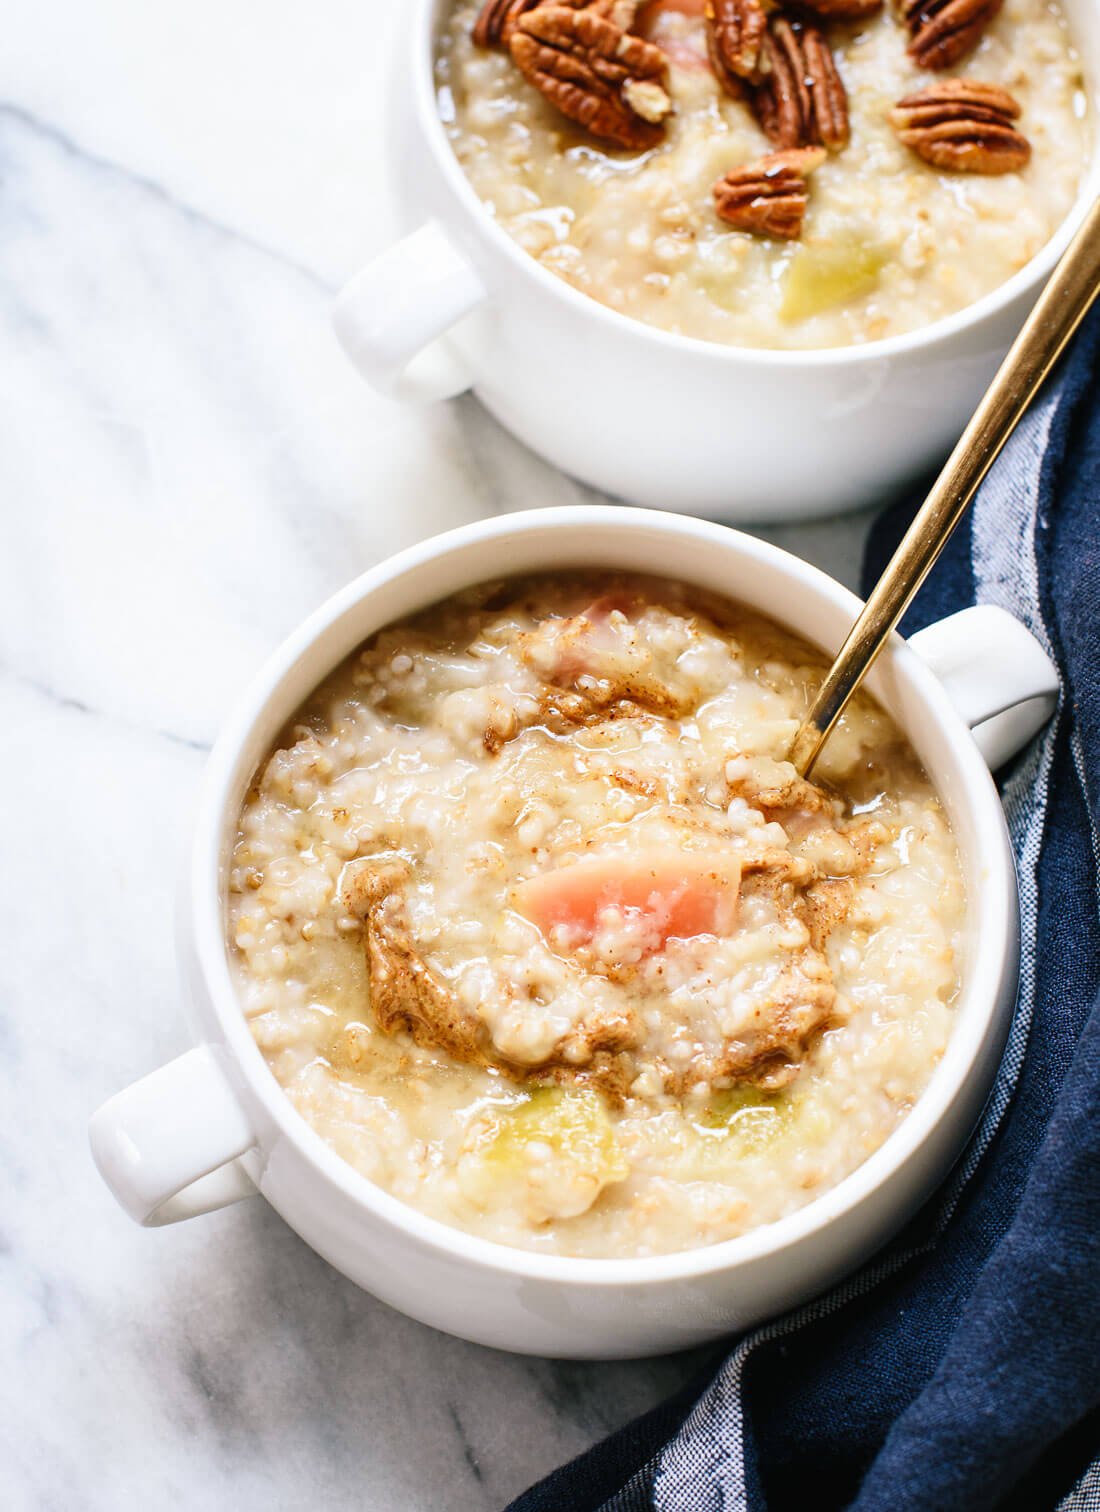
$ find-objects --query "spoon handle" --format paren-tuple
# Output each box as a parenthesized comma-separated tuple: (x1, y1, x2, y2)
(791, 195, 1100, 777)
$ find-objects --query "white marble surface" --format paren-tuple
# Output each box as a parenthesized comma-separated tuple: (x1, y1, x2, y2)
(0, 4, 877, 1507)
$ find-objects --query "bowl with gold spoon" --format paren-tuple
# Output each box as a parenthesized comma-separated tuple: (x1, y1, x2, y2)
(89, 201, 1098, 1358)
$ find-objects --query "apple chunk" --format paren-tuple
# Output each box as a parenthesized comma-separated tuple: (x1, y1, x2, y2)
(514, 850, 741, 951)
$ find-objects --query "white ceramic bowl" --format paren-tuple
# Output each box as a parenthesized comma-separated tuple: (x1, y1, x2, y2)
(332, 0, 1100, 522)
(89, 507, 1059, 1358)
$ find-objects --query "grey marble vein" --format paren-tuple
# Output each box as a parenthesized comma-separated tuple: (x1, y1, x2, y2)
(1, 663, 213, 753)
(0, 102, 335, 294)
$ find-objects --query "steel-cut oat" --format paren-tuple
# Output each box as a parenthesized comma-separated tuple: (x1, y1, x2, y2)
(230, 576, 965, 1258)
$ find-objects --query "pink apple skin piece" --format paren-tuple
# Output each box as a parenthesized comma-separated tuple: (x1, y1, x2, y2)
(537, 594, 640, 681)
(519, 592, 694, 718)
(638, 0, 712, 73)
(514, 851, 741, 951)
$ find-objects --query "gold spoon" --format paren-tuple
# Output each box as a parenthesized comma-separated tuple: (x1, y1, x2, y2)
(791, 195, 1100, 778)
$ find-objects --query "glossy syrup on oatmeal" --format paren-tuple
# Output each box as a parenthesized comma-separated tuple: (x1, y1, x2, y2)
(230, 576, 964, 1258)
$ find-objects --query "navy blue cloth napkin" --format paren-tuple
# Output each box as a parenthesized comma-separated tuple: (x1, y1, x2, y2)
(509, 309, 1100, 1512)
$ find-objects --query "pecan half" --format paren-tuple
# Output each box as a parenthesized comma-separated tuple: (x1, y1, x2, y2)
(891, 80, 1030, 173)
(897, 0, 1004, 71)
(510, 4, 672, 149)
(713, 146, 826, 239)
(548, 0, 644, 23)
(473, 0, 542, 48)
(752, 18, 850, 152)
(474, 0, 638, 49)
(705, 0, 769, 94)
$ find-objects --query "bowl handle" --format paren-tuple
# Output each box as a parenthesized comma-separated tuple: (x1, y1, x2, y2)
(908, 605, 1060, 770)
(89, 1046, 257, 1226)
(333, 221, 487, 402)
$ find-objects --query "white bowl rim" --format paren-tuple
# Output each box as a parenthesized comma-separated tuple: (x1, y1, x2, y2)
(192, 505, 1017, 1289)
(412, 0, 1099, 370)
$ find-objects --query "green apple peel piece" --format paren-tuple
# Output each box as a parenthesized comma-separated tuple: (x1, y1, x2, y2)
(700, 1085, 794, 1150)
(781, 239, 890, 323)
(459, 1088, 629, 1223)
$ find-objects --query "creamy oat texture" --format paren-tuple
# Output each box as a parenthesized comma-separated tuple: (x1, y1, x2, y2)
(435, 0, 1090, 348)
(231, 577, 965, 1258)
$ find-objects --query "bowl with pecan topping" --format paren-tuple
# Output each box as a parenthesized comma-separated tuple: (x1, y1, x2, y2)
(333, 0, 1097, 519)
(90, 507, 1060, 1356)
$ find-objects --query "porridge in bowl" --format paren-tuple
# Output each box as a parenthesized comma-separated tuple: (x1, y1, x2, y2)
(435, 0, 1090, 348)
(231, 576, 965, 1258)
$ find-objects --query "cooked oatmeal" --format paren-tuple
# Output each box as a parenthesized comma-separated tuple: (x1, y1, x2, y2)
(434, 0, 1090, 348)
(230, 576, 965, 1259)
